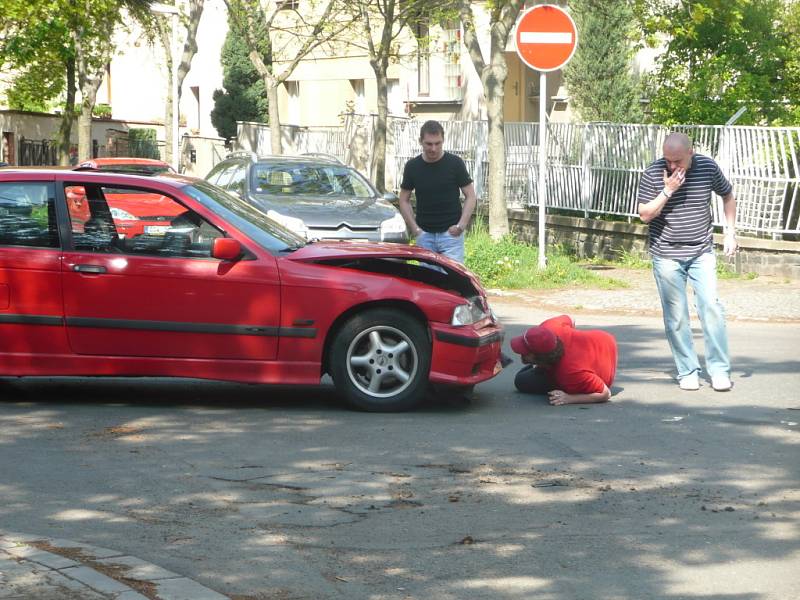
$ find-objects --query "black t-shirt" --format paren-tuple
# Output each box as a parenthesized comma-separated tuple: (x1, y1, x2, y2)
(400, 152, 473, 232)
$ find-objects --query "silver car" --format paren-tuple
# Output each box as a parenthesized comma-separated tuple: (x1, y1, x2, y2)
(205, 153, 408, 243)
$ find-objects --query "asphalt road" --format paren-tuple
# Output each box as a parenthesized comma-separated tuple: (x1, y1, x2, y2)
(1, 302, 798, 600)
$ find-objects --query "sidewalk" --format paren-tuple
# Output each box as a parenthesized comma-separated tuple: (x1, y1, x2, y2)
(0, 532, 227, 600)
(487, 266, 800, 322)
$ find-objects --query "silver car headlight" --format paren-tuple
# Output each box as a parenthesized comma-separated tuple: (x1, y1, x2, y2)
(380, 212, 407, 237)
(267, 210, 308, 239)
(451, 301, 489, 326)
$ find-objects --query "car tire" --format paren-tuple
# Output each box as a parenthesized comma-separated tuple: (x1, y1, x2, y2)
(330, 309, 431, 412)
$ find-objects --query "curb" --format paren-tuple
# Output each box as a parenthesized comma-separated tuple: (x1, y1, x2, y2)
(0, 532, 228, 600)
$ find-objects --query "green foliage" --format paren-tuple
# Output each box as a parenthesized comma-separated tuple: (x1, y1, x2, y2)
(211, 18, 269, 140)
(637, 0, 796, 125)
(93, 103, 113, 118)
(128, 128, 161, 159)
(464, 223, 628, 290)
(563, 0, 644, 123)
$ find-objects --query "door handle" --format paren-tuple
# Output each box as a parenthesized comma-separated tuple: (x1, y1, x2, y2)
(73, 264, 107, 274)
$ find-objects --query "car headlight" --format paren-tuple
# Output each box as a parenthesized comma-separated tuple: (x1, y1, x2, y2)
(267, 210, 308, 238)
(110, 207, 137, 220)
(451, 301, 489, 326)
(380, 212, 407, 237)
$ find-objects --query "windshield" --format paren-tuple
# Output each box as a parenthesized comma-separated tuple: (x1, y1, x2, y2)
(251, 163, 375, 198)
(181, 180, 306, 252)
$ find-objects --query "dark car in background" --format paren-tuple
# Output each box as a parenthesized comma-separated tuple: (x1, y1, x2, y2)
(205, 153, 408, 243)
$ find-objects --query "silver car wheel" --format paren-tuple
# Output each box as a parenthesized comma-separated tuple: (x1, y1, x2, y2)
(345, 325, 419, 398)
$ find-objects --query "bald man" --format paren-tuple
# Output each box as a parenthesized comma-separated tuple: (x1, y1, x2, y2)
(637, 132, 737, 393)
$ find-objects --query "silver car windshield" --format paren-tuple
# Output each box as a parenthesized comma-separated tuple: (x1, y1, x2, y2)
(251, 164, 375, 198)
(182, 180, 306, 252)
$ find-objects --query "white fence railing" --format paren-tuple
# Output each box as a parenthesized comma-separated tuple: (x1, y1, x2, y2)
(237, 118, 800, 238)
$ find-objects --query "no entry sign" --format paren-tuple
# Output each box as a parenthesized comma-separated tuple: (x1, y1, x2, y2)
(515, 4, 578, 72)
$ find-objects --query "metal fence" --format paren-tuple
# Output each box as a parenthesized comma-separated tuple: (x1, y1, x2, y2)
(393, 122, 800, 239)
(240, 117, 800, 239)
(18, 137, 59, 166)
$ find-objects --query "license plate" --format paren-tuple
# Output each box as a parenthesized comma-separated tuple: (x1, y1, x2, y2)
(145, 225, 170, 235)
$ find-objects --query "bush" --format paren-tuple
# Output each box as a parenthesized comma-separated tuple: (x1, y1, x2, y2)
(128, 128, 160, 159)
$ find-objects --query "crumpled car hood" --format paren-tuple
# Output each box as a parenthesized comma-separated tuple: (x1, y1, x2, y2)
(287, 241, 485, 296)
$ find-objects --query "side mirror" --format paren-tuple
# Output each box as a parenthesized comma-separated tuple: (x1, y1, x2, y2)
(383, 191, 399, 206)
(212, 237, 243, 261)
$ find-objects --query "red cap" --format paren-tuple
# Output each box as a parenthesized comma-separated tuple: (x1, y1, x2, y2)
(510, 326, 558, 355)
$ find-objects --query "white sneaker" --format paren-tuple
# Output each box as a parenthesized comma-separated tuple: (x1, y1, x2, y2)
(679, 372, 700, 391)
(711, 374, 732, 391)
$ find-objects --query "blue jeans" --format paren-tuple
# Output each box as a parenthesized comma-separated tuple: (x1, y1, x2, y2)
(416, 230, 465, 263)
(652, 252, 730, 380)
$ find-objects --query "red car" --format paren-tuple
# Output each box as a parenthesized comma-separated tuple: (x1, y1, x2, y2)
(74, 158, 184, 238)
(75, 157, 175, 175)
(0, 168, 504, 411)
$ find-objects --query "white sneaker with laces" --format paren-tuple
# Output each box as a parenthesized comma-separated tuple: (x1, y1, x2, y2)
(711, 374, 732, 391)
(679, 372, 700, 391)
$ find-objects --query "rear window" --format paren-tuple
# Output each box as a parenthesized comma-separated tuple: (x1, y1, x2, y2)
(95, 164, 172, 175)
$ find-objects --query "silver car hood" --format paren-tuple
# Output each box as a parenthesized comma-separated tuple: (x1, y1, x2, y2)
(249, 194, 397, 227)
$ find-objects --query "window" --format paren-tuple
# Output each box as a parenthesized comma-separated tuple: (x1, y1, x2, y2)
(227, 166, 247, 197)
(286, 81, 300, 125)
(388, 79, 404, 116)
(66, 183, 223, 258)
(252, 164, 374, 198)
(416, 23, 430, 96)
(0, 182, 58, 248)
(350, 80, 366, 114)
(277, 0, 299, 10)
(205, 161, 230, 185)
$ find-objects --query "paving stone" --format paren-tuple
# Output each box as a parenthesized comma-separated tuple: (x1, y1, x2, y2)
(59, 565, 131, 594)
(154, 577, 229, 600)
(96, 555, 180, 581)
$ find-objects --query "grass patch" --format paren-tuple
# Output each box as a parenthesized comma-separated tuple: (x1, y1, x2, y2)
(465, 227, 628, 290)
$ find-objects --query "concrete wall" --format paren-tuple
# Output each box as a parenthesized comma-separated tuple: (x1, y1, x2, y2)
(1, 110, 167, 164)
(508, 210, 800, 280)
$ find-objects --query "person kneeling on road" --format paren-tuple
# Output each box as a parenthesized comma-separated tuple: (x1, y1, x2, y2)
(510, 315, 618, 406)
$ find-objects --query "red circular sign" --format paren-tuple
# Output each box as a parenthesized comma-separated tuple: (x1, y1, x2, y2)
(515, 5, 578, 72)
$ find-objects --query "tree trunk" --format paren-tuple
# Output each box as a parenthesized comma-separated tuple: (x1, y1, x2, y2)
(58, 57, 76, 166)
(267, 82, 281, 154)
(370, 65, 389, 192)
(160, 25, 175, 165)
(485, 51, 509, 239)
(78, 74, 102, 161)
(459, 0, 523, 240)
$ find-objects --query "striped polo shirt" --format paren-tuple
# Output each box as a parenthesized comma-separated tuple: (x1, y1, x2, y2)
(637, 154, 733, 260)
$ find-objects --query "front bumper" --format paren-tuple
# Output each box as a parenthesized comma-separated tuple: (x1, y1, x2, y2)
(428, 320, 505, 386)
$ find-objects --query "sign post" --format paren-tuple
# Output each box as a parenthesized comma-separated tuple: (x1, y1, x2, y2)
(514, 5, 577, 269)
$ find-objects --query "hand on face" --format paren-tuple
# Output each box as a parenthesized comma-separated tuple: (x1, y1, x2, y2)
(662, 167, 686, 194)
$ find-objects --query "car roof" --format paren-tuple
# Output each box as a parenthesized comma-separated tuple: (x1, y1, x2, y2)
(223, 152, 346, 167)
(78, 157, 172, 168)
(0, 167, 194, 188)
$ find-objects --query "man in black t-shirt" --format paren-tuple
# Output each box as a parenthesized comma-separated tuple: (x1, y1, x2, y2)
(398, 120, 477, 263)
(638, 132, 737, 393)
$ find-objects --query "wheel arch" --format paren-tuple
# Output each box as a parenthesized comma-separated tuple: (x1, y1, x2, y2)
(321, 300, 430, 377)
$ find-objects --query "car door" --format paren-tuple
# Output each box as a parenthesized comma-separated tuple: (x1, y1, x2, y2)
(0, 175, 67, 367)
(59, 174, 281, 361)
